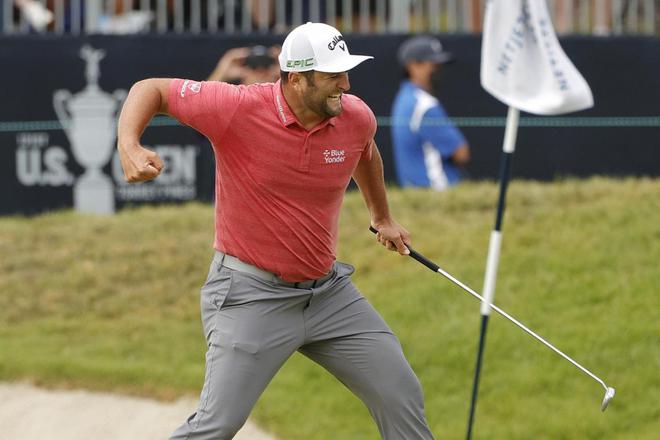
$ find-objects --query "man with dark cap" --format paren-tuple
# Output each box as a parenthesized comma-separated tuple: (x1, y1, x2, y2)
(391, 35, 470, 190)
(207, 45, 281, 85)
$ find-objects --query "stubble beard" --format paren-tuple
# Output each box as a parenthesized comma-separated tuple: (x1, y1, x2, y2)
(322, 97, 342, 117)
(303, 77, 343, 118)
(303, 91, 342, 118)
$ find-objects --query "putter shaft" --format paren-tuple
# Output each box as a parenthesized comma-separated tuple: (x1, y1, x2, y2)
(434, 264, 608, 390)
(369, 227, 613, 395)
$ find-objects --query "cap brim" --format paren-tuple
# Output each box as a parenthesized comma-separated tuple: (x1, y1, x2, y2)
(316, 55, 374, 73)
(401, 52, 455, 66)
(428, 52, 454, 64)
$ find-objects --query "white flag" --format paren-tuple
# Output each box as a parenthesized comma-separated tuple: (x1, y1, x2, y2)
(481, 0, 593, 115)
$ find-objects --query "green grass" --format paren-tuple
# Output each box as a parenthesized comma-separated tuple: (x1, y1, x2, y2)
(1, 178, 658, 439)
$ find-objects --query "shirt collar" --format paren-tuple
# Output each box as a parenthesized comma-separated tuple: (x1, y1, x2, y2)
(273, 80, 296, 127)
(402, 80, 419, 91)
(273, 80, 337, 129)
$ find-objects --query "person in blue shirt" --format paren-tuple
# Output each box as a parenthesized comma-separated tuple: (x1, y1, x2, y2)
(391, 36, 470, 190)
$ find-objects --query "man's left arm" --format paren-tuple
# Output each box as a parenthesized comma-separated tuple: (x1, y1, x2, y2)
(352, 141, 410, 255)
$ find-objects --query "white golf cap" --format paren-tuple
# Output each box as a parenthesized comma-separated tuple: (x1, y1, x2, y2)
(279, 22, 373, 73)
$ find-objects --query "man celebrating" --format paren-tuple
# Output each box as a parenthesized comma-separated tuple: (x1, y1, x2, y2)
(391, 35, 470, 191)
(117, 22, 435, 440)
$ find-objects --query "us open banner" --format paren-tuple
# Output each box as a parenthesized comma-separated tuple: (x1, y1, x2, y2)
(1, 39, 220, 216)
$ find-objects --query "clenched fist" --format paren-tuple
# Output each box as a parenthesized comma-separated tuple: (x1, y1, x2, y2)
(118, 143, 164, 183)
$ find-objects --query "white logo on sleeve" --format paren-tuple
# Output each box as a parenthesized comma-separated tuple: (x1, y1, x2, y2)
(180, 80, 201, 97)
(323, 149, 345, 164)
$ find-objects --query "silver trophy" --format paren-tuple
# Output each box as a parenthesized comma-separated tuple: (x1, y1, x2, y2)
(53, 45, 126, 215)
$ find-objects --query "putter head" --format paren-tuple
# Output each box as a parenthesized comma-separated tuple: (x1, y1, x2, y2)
(601, 387, 615, 411)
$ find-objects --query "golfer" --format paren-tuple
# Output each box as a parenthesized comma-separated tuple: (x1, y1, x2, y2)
(117, 22, 435, 440)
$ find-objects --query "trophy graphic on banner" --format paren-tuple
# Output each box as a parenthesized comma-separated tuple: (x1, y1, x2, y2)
(54, 45, 126, 214)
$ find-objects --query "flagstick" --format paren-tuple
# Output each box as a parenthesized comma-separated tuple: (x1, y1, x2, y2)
(466, 106, 519, 440)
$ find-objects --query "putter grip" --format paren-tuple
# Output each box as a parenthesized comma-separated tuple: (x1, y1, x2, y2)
(369, 226, 440, 272)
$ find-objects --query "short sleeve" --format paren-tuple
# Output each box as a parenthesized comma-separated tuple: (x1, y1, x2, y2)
(361, 104, 377, 161)
(168, 79, 242, 139)
(418, 104, 466, 157)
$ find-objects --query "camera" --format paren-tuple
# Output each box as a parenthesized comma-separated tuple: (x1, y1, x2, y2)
(244, 46, 276, 70)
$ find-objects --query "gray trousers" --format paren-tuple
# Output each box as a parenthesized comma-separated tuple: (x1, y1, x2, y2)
(170, 253, 435, 440)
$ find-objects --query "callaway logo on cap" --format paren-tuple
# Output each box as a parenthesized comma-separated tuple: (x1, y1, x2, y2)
(279, 22, 374, 73)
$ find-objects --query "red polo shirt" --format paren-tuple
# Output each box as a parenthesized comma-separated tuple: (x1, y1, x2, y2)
(168, 79, 376, 281)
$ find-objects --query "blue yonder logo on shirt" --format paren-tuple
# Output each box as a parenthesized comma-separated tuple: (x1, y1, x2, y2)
(323, 149, 346, 164)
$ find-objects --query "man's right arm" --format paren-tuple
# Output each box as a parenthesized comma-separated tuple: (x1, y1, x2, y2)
(116, 78, 172, 183)
(419, 104, 470, 166)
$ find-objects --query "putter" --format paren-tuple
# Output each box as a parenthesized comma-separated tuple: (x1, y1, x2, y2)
(369, 227, 615, 411)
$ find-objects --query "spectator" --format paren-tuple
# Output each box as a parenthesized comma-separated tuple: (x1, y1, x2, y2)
(336, 0, 388, 33)
(246, 0, 330, 33)
(15, 0, 53, 32)
(207, 45, 280, 85)
(390, 35, 470, 191)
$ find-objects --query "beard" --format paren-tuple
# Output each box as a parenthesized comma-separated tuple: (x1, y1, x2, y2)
(303, 93, 341, 118)
(303, 90, 343, 118)
(302, 76, 343, 118)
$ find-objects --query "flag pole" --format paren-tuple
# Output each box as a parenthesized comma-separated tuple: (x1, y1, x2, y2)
(466, 106, 519, 440)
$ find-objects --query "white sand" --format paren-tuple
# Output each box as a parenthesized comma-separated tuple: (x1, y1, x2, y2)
(0, 383, 277, 440)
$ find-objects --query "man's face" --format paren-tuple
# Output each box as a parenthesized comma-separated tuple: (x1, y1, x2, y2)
(299, 71, 351, 118)
(407, 60, 443, 93)
(417, 60, 441, 80)
(429, 63, 444, 92)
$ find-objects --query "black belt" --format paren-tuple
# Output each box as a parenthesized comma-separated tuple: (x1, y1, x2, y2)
(214, 251, 333, 289)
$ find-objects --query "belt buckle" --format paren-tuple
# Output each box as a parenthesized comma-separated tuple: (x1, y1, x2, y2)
(290, 269, 332, 289)
(292, 279, 315, 289)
